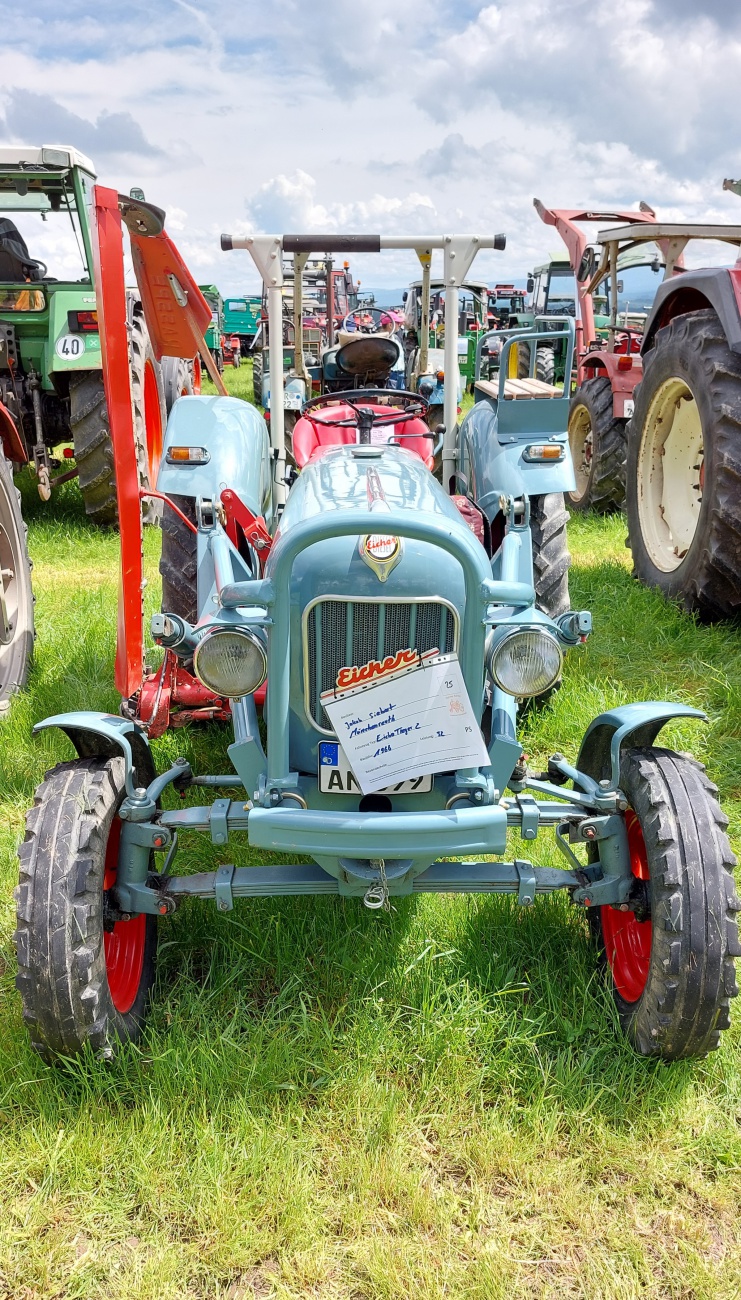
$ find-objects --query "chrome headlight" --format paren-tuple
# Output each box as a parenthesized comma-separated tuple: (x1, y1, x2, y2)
(487, 627, 563, 698)
(193, 627, 267, 698)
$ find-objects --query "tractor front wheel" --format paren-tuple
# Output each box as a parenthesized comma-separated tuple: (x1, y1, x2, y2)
(626, 309, 741, 618)
(15, 757, 158, 1062)
(567, 376, 627, 512)
(0, 447, 34, 714)
(530, 492, 570, 618)
(592, 747, 739, 1059)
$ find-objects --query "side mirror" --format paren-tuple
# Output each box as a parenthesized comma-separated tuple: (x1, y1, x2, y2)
(402, 290, 408, 302)
(526, 276, 534, 294)
(651, 256, 661, 273)
(616, 279, 624, 293)
(577, 247, 597, 283)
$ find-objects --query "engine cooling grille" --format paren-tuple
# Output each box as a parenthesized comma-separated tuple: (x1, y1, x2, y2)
(303, 596, 459, 733)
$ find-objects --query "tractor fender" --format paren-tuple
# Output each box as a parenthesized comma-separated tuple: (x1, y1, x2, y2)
(461, 399, 575, 518)
(156, 394, 272, 522)
(580, 351, 643, 420)
(642, 268, 741, 355)
(33, 712, 155, 797)
(576, 702, 706, 790)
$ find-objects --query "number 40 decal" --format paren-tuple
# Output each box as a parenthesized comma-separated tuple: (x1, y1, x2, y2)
(55, 334, 85, 359)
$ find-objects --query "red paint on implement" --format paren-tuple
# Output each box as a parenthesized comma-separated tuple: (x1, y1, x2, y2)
(601, 810, 652, 1003)
(103, 817, 146, 1015)
(143, 357, 163, 482)
(91, 186, 144, 698)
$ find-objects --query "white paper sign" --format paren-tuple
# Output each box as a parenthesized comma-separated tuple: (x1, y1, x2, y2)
(320, 651, 489, 795)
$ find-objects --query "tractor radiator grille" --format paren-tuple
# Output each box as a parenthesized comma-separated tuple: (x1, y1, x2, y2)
(304, 597, 458, 733)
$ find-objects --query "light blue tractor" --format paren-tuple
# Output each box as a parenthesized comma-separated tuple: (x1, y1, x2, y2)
(15, 225, 739, 1066)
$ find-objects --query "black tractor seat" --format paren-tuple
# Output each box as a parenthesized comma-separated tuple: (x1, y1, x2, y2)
(0, 219, 44, 282)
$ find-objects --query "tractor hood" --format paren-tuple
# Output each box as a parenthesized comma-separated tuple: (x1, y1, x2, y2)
(272, 442, 472, 606)
(271, 444, 478, 775)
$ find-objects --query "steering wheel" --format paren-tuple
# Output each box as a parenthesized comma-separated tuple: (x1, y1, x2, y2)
(341, 307, 395, 335)
(303, 388, 429, 432)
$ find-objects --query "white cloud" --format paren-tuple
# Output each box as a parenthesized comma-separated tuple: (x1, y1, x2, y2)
(0, 0, 738, 295)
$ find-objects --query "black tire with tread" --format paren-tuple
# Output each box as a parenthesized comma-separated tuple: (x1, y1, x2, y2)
(592, 747, 739, 1059)
(626, 309, 741, 618)
(70, 303, 165, 527)
(252, 351, 263, 406)
(0, 447, 34, 712)
(161, 356, 195, 413)
(160, 494, 197, 623)
(567, 375, 627, 512)
(530, 492, 570, 617)
(15, 756, 158, 1062)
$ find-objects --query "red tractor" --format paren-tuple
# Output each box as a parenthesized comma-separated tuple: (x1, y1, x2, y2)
(600, 211, 741, 619)
(534, 200, 675, 512)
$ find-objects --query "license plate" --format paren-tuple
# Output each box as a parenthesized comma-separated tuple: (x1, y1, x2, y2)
(623, 398, 635, 418)
(284, 391, 303, 409)
(318, 741, 432, 795)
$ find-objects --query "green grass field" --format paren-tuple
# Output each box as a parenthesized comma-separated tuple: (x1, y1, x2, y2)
(1, 362, 740, 1298)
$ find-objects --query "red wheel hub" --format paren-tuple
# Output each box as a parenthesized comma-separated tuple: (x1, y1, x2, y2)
(103, 817, 146, 1015)
(600, 810, 652, 1003)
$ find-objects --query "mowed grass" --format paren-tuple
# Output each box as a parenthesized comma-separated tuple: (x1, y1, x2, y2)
(0, 360, 740, 1298)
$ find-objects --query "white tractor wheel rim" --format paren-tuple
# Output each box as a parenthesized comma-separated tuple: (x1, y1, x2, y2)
(568, 403, 593, 500)
(637, 377, 704, 573)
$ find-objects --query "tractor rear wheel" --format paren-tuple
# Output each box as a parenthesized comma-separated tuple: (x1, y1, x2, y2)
(160, 494, 197, 623)
(567, 376, 627, 512)
(15, 756, 158, 1062)
(516, 344, 554, 385)
(0, 447, 34, 715)
(530, 492, 570, 617)
(626, 309, 741, 618)
(591, 747, 739, 1059)
(70, 304, 166, 527)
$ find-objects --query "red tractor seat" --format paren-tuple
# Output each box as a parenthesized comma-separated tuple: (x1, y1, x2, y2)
(292, 402, 435, 470)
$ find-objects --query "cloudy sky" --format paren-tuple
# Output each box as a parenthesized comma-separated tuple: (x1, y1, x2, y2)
(2, 0, 740, 293)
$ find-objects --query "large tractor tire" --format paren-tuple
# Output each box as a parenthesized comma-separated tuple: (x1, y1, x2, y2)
(516, 343, 555, 384)
(70, 304, 166, 527)
(15, 756, 158, 1062)
(567, 376, 627, 512)
(590, 747, 739, 1059)
(0, 446, 34, 715)
(626, 309, 741, 619)
(530, 492, 570, 618)
(160, 494, 197, 623)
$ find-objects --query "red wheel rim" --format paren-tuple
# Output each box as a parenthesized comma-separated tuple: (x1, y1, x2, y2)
(600, 810, 652, 1003)
(143, 358, 163, 482)
(103, 817, 146, 1015)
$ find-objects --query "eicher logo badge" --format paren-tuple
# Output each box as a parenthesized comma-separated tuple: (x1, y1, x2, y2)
(359, 533, 402, 581)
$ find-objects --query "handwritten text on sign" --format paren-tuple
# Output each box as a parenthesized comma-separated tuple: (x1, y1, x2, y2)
(320, 651, 489, 795)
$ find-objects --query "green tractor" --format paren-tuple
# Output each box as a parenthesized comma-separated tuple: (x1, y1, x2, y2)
(506, 255, 577, 384)
(222, 294, 261, 355)
(0, 145, 170, 713)
(198, 284, 225, 372)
